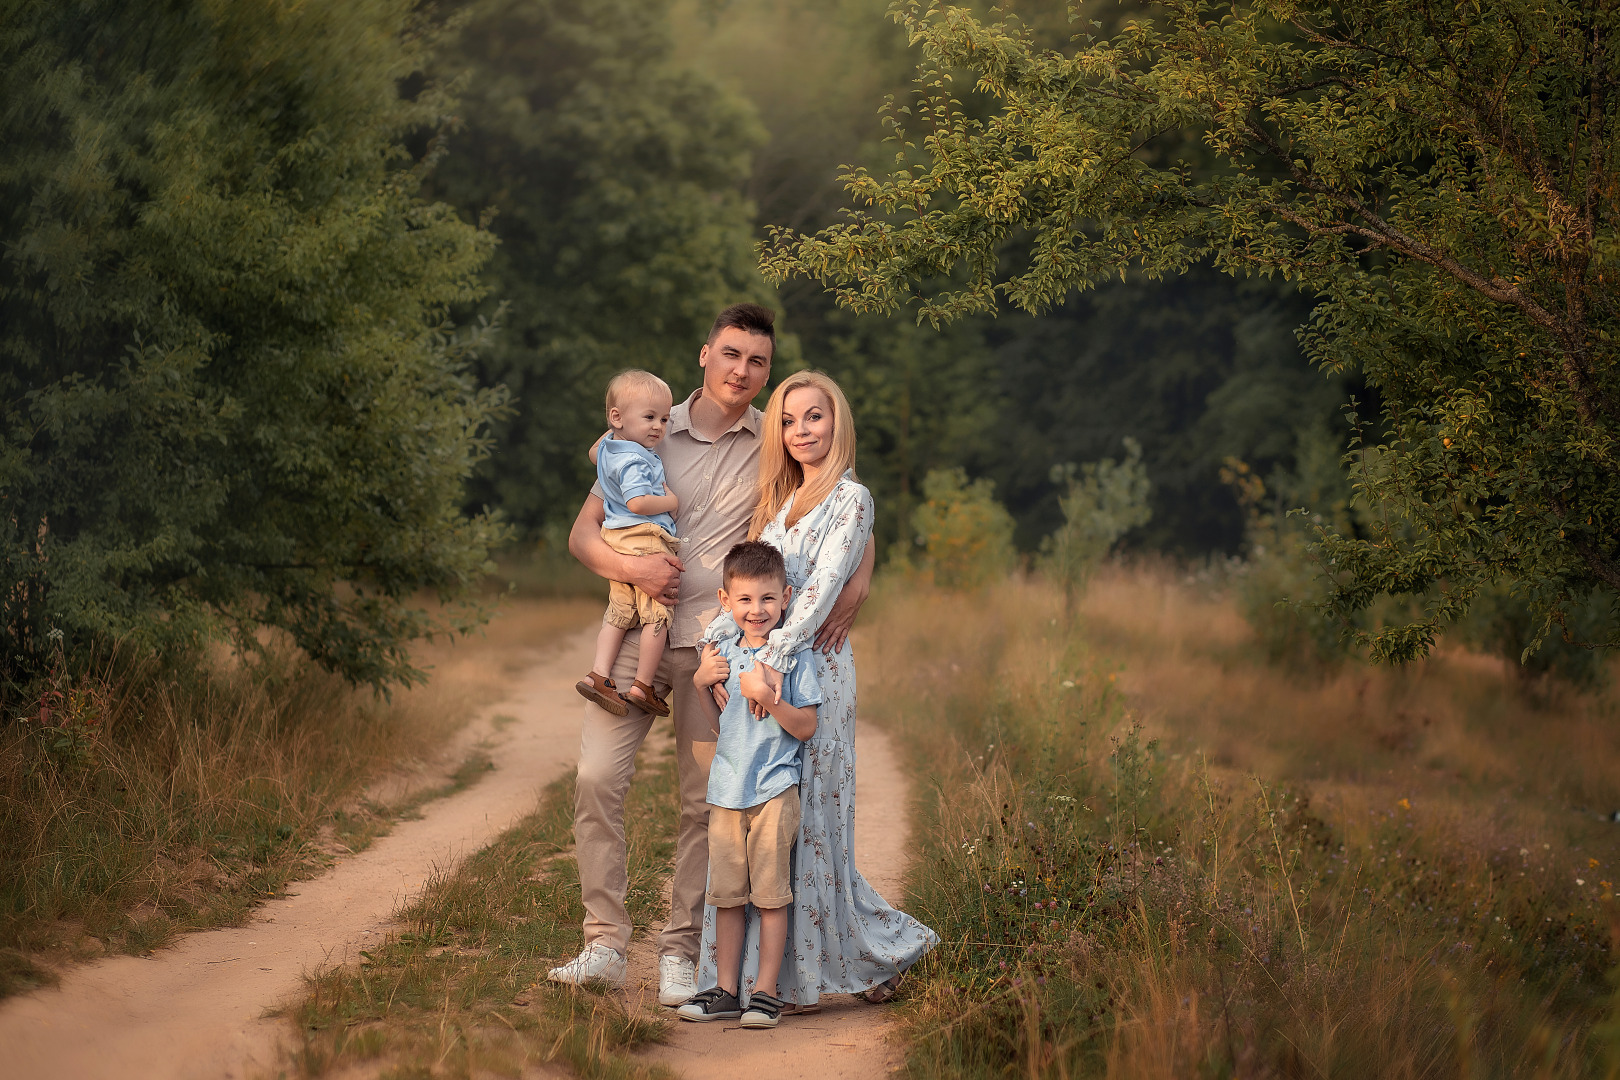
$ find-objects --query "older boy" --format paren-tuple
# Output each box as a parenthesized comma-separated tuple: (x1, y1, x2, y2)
(677, 541, 819, 1028)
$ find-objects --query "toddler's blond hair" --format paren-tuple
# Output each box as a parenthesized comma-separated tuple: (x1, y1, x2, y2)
(605, 369, 673, 424)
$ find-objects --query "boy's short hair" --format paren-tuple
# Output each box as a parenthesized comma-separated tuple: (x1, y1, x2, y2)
(707, 302, 776, 346)
(722, 540, 787, 589)
(605, 369, 672, 423)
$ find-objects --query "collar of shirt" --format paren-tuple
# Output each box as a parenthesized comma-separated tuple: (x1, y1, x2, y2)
(669, 388, 761, 442)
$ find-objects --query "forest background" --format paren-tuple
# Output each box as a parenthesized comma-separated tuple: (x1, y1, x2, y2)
(4, 3, 1620, 1076)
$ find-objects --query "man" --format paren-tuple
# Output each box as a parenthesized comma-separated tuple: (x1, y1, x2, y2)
(551, 302, 876, 1006)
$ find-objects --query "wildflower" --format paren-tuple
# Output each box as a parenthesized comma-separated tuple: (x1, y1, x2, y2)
(1577, 879, 1586, 886)
(1589, 858, 1601, 869)
(1398, 798, 1411, 810)
(1061, 680, 1075, 689)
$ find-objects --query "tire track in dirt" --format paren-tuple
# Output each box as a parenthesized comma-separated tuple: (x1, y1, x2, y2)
(0, 619, 923, 1080)
(0, 627, 598, 1080)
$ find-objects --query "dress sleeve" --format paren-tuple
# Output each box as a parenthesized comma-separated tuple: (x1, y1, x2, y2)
(701, 612, 740, 645)
(755, 480, 873, 674)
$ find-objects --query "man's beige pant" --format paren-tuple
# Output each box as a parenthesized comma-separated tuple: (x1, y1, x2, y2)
(576, 631, 719, 962)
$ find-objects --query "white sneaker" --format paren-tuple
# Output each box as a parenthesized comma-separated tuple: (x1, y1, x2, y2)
(658, 954, 697, 1006)
(547, 942, 626, 987)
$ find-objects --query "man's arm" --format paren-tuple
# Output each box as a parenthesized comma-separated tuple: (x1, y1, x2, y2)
(568, 493, 682, 605)
(811, 536, 876, 654)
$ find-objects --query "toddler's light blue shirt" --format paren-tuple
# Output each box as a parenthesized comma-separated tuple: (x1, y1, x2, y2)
(704, 618, 821, 811)
(597, 438, 676, 534)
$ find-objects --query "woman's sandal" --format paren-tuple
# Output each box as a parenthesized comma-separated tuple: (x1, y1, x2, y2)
(625, 679, 671, 717)
(863, 973, 903, 1004)
(574, 672, 629, 716)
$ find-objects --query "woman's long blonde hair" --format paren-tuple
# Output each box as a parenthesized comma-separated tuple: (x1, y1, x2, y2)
(749, 370, 858, 539)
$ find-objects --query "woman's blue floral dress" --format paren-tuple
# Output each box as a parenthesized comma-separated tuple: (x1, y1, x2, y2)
(696, 472, 938, 1005)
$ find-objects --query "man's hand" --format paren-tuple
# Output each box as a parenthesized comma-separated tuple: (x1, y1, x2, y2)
(568, 494, 683, 606)
(813, 537, 875, 654)
(694, 642, 730, 690)
(628, 552, 683, 606)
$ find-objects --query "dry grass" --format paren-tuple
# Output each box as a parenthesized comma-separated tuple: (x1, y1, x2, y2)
(281, 738, 681, 1080)
(0, 595, 598, 996)
(857, 566, 1620, 1079)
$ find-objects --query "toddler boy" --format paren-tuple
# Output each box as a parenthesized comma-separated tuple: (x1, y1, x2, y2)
(677, 540, 819, 1029)
(575, 370, 680, 717)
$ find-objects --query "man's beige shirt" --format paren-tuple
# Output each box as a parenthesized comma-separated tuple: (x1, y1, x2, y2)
(593, 389, 762, 649)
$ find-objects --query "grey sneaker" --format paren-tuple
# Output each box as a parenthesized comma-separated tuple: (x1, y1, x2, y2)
(676, 986, 741, 1022)
(658, 954, 697, 1006)
(739, 991, 787, 1029)
(546, 942, 626, 987)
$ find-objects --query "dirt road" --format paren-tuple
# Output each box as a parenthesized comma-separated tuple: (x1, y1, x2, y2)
(0, 622, 921, 1080)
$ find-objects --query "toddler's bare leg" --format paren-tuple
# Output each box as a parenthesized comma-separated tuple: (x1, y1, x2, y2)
(592, 619, 629, 679)
(714, 904, 745, 995)
(755, 904, 788, 998)
(625, 622, 667, 702)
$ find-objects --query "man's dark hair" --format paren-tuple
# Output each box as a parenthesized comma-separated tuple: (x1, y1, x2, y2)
(707, 302, 775, 345)
(722, 540, 787, 589)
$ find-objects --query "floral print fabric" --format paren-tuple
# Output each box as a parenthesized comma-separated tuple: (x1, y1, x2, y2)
(697, 473, 939, 1004)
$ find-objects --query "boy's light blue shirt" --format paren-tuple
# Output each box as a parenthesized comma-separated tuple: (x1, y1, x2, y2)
(704, 616, 821, 811)
(597, 437, 677, 534)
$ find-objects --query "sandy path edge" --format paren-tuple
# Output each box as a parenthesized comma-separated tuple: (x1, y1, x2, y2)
(0, 629, 599, 1080)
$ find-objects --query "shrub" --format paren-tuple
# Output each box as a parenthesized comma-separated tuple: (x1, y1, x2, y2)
(909, 468, 1016, 588)
(1041, 437, 1153, 612)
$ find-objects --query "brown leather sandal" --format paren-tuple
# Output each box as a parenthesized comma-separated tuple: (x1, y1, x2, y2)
(625, 679, 671, 717)
(863, 974, 902, 1004)
(575, 671, 629, 716)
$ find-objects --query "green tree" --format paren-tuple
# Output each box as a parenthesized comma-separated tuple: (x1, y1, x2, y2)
(680, 0, 1347, 557)
(911, 466, 1016, 587)
(764, 0, 1620, 661)
(1043, 437, 1152, 611)
(428, 0, 770, 533)
(1, 0, 506, 692)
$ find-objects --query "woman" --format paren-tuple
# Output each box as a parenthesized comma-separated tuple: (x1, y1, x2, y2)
(696, 370, 937, 1009)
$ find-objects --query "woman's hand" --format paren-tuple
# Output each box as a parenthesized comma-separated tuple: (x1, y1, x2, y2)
(813, 536, 875, 654)
(739, 663, 784, 719)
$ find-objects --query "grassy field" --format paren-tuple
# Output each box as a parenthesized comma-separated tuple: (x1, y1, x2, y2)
(283, 737, 681, 1079)
(0, 594, 598, 998)
(858, 566, 1620, 1078)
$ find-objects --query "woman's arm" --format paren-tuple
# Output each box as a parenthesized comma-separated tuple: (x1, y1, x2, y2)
(755, 482, 875, 677)
(568, 494, 682, 604)
(737, 665, 818, 740)
(812, 535, 874, 654)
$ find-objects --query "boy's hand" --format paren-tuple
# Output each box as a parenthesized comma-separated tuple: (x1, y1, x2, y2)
(694, 642, 729, 690)
(587, 430, 609, 466)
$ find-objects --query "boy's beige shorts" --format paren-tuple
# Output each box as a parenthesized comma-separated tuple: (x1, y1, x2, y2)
(600, 522, 678, 630)
(706, 786, 800, 910)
